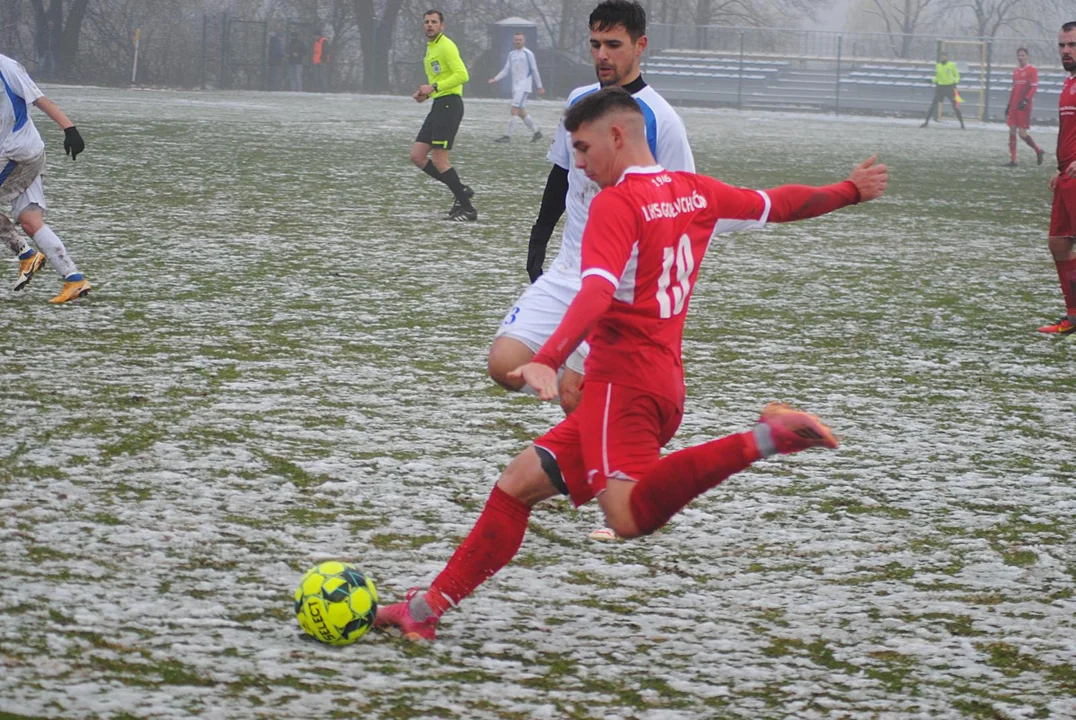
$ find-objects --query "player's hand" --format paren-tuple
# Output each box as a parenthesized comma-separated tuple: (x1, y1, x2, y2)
(538, 87, 545, 95)
(1066, 162, 1076, 179)
(412, 90, 427, 103)
(507, 362, 559, 401)
(488, 78, 497, 84)
(1050, 172, 1060, 191)
(63, 126, 84, 160)
(419, 84, 435, 96)
(847, 155, 887, 202)
(1017, 99, 1028, 110)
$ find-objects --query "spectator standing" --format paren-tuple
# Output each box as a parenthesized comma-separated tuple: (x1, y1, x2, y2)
(312, 33, 330, 93)
(287, 32, 305, 92)
(268, 33, 285, 91)
(36, 20, 55, 80)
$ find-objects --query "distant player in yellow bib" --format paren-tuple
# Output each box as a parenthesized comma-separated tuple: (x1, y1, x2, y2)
(409, 10, 477, 221)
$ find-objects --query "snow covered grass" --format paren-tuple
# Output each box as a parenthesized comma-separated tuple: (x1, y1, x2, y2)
(0, 86, 1073, 719)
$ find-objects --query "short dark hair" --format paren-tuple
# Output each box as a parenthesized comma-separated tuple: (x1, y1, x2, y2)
(563, 86, 642, 132)
(424, 9, 444, 22)
(1062, 21, 1076, 32)
(589, 0, 646, 42)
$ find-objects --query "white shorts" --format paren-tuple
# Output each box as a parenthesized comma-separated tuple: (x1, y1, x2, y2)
(0, 154, 47, 219)
(494, 275, 589, 374)
(511, 90, 529, 109)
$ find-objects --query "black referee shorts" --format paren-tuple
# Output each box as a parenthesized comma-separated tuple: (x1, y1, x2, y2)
(416, 94, 464, 150)
(933, 85, 957, 103)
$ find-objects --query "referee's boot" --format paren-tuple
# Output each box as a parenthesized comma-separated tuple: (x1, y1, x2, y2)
(531, 131, 543, 143)
(446, 204, 478, 222)
(447, 185, 475, 218)
(14, 249, 46, 291)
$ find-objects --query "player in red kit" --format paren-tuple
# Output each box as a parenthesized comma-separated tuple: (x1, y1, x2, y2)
(1039, 22, 1076, 335)
(373, 87, 887, 641)
(1005, 48, 1045, 167)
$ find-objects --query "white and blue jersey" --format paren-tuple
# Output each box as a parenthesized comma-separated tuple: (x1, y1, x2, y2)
(493, 47, 543, 96)
(545, 79, 694, 288)
(0, 55, 45, 166)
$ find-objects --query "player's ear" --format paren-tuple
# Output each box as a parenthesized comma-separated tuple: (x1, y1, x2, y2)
(636, 35, 648, 54)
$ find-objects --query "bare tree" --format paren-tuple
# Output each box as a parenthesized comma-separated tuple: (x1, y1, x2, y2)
(353, 0, 407, 92)
(865, 0, 936, 57)
(29, 0, 90, 77)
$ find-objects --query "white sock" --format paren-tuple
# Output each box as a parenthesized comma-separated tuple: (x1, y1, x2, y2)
(523, 115, 538, 132)
(507, 116, 519, 137)
(33, 225, 78, 278)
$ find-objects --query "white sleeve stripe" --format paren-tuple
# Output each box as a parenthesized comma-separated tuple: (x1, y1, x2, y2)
(757, 190, 772, 225)
(581, 268, 619, 288)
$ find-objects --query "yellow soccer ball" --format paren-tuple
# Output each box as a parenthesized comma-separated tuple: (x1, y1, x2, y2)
(294, 561, 378, 645)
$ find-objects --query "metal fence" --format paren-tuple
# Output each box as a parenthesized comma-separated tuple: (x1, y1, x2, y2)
(643, 23, 1065, 123)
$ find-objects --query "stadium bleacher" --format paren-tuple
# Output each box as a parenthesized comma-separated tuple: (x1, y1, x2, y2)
(642, 49, 1067, 121)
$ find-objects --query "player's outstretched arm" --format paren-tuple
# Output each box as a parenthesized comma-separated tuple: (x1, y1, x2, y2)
(763, 155, 886, 223)
(33, 97, 84, 160)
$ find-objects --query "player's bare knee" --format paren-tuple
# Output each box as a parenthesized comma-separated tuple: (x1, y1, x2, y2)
(488, 354, 525, 392)
(1048, 235, 1076, 261)
(18, 209, 43, 236)
(495, 448, 558, 507)
(409, 146, 428, 168)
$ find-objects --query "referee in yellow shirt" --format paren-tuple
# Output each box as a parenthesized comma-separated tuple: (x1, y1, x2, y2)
(409, 10, 477, 221)
(920, 51, 965, 129)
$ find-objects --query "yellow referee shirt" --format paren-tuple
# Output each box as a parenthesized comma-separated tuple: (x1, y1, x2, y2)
(424, 34, 469, 98)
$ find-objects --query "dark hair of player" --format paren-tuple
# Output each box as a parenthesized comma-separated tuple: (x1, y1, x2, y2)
(589, 0, 647, 42)
(563, 86, 642, 132)
(1017, 47, 1028, 54)
(1063, 21, 1076, 32)
(425, 9, 445, 22)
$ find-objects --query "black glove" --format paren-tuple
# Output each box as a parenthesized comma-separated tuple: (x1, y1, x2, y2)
(1016, 99, 1028, 110)
(63, 126, 84, 160)
(1004, 103, 1010, 116)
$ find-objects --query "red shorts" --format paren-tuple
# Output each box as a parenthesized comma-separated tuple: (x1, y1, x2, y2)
(533, 381, 682, 507)
(1050, 175, 1076, 238)
(1007, 108, 1031, 130)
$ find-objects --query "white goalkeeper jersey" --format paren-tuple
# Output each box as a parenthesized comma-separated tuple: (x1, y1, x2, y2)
(0, 54, 44, 163)
(544, 79, 695, 288)
(493, 48, 542, 94)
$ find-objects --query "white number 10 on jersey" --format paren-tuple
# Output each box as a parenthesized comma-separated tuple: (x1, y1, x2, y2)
(656, 234, 695, 319)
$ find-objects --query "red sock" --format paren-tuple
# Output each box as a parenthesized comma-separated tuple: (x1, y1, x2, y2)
(1022, 134, 1042, 153)
(629, 431, 761, 535)
(1010, 136, 1017, 163)
(1056, 257, 1076, 316)
(425, 485, 531, 615)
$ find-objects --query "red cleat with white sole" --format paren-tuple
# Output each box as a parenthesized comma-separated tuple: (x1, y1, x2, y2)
(759, 402, 839, 454)
(373, 588, 439, 641)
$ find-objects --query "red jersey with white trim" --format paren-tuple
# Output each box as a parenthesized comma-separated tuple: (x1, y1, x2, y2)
(1009, 64, 1038, 106)
(1059, 74, 1076, 172)
(578, 166, 772, 407)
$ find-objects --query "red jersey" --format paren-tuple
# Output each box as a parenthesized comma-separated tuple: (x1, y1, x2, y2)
(577, 167, 769, 405)
(1060, 75, 1076, 172)
(531, 166, 860, 408)
(1009, 64, 1038, 106)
